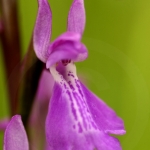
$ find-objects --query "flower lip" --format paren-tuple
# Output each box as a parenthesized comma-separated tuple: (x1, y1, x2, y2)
(46, 63, 125, 150)
(46, 31, 88, 68)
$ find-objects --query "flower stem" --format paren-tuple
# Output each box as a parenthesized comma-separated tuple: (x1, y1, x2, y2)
(0, 0, 21, 115)
(19, 37, 44, 128)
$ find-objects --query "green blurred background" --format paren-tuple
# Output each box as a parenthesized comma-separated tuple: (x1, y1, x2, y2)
(0, 0, 150, 149)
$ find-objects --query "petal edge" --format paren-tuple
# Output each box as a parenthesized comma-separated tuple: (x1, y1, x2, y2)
(67, 0, 86, 35)
(33, 0, 52, 62)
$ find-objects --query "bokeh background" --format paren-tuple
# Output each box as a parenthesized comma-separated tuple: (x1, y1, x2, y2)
(0, 0, 150, 149)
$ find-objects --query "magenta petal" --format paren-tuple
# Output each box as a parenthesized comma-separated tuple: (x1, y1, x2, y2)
(33, 0, 52, 62)
(46, 83, 122, 150)
(4, 115, 29, 150)
(80, 82, 126, 135)
(46, 32, 88, 68)
(67, 0, 85, 35)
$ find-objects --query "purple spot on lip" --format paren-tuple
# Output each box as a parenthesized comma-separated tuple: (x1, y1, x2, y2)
(68, 70, 75, 78)
(68, 81, 75, 91)
(66, 90, 77, 121)
(64, 83, 67, 89)
(71, 103, 77, 120)
(71, 74, 74, 78)
(73, 125, 76, 129)
(78, 122, 83, 133)
(73, 92, 87, 130)
(75, 79, 84, 98)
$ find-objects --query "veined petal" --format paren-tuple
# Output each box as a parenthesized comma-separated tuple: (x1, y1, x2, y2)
(33, 0, 52, 62)
(67, 0, 85, 35)
(80, 82, 126, 135)
(3, 115, 29, 150)
(46, 63, 123, 150)
(46, 32, 88, 68)
(46, 84, 122, 150)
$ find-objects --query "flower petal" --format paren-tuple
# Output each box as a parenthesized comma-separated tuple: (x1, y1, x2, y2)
(46, 63, 124, 149)
(67, 0, 85, 35)
(4, 115, 29, 150)
(80, 82, 126, 135)
(46, 32, 88, 68)
(33, 0, 52, 62)
(46, 83, 122, 150)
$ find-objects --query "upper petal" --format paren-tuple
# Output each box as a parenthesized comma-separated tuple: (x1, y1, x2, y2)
(33, 0, 52, 62)
(46, 32, 88, 68)
(67, 0, 85, 35)
(80, 82, 126, 135)
(3, 115, 29, 150)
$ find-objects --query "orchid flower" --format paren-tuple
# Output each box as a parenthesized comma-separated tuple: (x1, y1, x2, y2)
(33, 0, 126, 150)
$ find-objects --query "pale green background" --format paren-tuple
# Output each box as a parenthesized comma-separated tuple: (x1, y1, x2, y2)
(0, 0, 150, 149)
